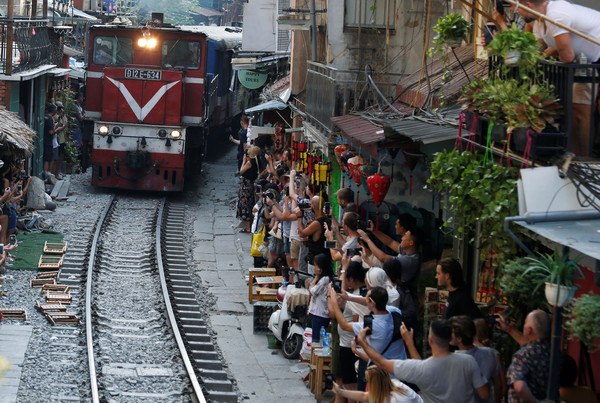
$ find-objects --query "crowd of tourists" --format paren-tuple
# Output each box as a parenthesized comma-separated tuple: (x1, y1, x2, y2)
(231, 114, 597, 402)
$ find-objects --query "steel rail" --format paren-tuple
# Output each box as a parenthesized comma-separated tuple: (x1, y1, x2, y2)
(156, 198, 206, 403)
(85, 193, 116, 403)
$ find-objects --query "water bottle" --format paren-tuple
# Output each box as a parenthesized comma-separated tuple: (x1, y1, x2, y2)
(322, 332, 330, 356)
(319, 326, 326, 344)
(576, 52, 588, 77)
(281, 277, 287, 287)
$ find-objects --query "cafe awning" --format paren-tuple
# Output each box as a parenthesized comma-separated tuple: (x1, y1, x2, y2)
(331, 114, 383, 158)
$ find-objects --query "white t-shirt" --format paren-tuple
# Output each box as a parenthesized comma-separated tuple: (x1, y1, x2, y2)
(387, 379, 424, 403)
(338, 289, 359, 348)
(543, 0, 600, 62)
(393, 354, 487, 403)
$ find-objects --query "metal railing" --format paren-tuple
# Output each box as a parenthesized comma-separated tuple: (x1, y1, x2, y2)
(306, 61, 403, 132)
(488, 56, 600, 158)
(0, 19, 51, 74)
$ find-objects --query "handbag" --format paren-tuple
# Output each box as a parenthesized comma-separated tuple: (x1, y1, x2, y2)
(251, 226, 267, 257)
(268, 221, 282, 239)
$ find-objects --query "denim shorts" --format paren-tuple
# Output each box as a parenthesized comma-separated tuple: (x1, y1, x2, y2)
(283, 237, 291, 255)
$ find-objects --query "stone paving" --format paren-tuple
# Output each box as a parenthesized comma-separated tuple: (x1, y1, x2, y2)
(186, 145, 315, 402)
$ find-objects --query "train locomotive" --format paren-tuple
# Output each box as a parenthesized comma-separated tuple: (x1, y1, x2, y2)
(85, 21, 242, 191)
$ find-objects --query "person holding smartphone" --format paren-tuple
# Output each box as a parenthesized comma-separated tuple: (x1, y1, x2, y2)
(324, 211, 360, 262)
(328, 285, 407, 391)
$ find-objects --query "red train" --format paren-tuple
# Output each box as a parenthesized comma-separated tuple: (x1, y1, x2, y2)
(85, 21, 242, 191)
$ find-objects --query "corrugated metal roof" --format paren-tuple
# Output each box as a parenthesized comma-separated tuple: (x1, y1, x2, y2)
(331, 114, 383, 158)
(385, 118, 458, 145)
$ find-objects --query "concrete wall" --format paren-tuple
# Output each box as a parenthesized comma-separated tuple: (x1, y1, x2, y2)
(326, 0, 446, 76)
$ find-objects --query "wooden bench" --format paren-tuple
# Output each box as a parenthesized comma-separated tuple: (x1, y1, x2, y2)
(248, 268, 277, 303)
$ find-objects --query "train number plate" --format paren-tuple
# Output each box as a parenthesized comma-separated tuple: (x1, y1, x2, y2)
(124, 69, 162, 80)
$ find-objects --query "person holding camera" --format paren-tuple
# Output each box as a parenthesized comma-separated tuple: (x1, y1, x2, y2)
(296, 194, 331, 273)
(333, 365, 422, 403)
(236, 146, 265, 233)
(450, 316, 505, 403)
(328, 285, 407, 391)
(435, 258, 484, 320)
(356, 319, 490, 402)
(325, 211, 360, 262)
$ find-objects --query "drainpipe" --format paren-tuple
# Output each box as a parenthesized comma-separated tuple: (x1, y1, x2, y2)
(504, 208, 600, 402)
(309, 0, 317, 62)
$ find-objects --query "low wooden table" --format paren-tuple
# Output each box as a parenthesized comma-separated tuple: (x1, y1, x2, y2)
(248, 268, 277, 303)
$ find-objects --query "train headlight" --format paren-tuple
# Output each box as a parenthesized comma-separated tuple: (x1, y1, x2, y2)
(138, 37, 147, 47)
(170, 130, 181, 139)
(99, 125, 109, 135)
(158, 129, 167, 138)
(112, 126, 122, 136)
(148, 38, 157, 48)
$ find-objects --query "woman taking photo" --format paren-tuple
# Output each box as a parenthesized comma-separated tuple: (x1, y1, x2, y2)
(307, 253, 333, 342)
(333, 365, 422, 403)
(236, 146, 263, 233)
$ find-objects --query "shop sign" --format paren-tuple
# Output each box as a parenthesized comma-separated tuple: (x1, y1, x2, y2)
(238, 70, 268, 90)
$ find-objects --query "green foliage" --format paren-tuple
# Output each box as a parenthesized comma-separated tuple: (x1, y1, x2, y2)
(565, 293, 600, 353)
(488, 24, 543, 74)
(497, 257, 548, 328)
(458, 78, 563, 133)
(429, 13, 472, 56)
(427, 149, 519, 266)
(56, 89, 80, 165)
(522, 251, 583, 288)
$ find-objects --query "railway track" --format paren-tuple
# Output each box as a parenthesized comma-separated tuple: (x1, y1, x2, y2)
(52, 194, 236, 402)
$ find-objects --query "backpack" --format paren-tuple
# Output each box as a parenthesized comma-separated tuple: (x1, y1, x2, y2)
(397, 284, 418, 331)
(381, 311, 404, 356)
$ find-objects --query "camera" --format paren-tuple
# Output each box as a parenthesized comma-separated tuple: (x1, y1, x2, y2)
(255, 184, 262, 194)
(347, 248, 362, 257)
(17, 185, 22, 193)
(295, 178, 301, 186)
(359, 285, 368, 297)
(332, 279, 342, 293)
(9, 235, 16, 245)
(324, 373, 334, 390)
(324, 202, 330, 215)
(363, 314, 373, 335)
(358, 220, 369, 231)
(485, 314, 499, 325)
(265, 191, 275, 200)
(298, 202, 311, 210)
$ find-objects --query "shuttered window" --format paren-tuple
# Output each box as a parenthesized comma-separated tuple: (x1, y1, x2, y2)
(344, 0, 396, 29)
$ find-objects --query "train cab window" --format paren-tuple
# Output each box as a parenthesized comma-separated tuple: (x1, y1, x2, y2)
(162, 40, 201, 69)
(93, 36, 133, 65)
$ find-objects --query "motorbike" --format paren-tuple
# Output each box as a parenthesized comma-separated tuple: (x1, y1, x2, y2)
(268, 268, 312, 359)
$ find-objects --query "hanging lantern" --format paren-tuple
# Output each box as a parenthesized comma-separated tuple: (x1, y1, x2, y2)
(313, 162, 331, 187)
(306, 152, 320, 176)
(340, 150, 355, 175)
(347, 155, 368, 186)
(402, 149, 424, 196)
(359, 164, 376, 195)
(297, 151, 308, 172)
(334, 144, 351, 173)
(292, 141, 308, 162)
(367, 173, 391, 207)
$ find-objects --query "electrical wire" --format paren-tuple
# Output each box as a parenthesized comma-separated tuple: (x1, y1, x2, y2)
(566, 162, 600, 212)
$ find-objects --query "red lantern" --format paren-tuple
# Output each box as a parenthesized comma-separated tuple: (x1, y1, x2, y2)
(347, 155, 368, 186)
(334, 144, 351, 173)
(367, 173, 391, 207)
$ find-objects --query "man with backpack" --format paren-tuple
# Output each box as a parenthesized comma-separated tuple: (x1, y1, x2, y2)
(328, 286, 406, 391)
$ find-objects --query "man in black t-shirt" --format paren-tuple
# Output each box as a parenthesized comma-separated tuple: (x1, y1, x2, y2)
(436, 258, 484, 320)
(43, 103, 57, 176)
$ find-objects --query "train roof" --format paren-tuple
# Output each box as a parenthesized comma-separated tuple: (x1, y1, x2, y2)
(89, 24, 242, 50)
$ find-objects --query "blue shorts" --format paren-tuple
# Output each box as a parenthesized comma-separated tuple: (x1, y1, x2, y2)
(8, 206, 17, 231)
(283, 237, 291, 255)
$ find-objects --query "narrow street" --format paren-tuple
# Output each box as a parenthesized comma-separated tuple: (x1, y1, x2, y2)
(183, 142, 315, 401)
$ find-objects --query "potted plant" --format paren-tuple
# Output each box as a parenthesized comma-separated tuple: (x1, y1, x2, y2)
(487, 23, 542, 70)
(522, 251, 583, 307)
(565, 292, 600, 353)
(430, 13, 472, 54)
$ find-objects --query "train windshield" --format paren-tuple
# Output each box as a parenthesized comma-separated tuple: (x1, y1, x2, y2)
(93, 36, 134, 65)
(161, 40, 201, 69)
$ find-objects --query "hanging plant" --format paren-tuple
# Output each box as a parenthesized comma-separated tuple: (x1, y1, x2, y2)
(565, 293, 600, 353)
(487, 24, 543, 74)
(427, 149, 519, 265)
(430, 13, 472, 54)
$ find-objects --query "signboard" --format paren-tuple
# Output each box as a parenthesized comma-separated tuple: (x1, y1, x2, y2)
(238, 70, 268, 90)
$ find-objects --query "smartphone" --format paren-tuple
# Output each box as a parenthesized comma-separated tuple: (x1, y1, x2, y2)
(363, 315, 373, 335)
(348, 247, 362, 257)
(332, 279, 342, 293)
(9, 235, 16, 245)
(324, 240, 336, 249)
(295, 178, 301, 186)
(324, 202, 330, 215)
(18, 185, 22, 193)
(255, 184, 262, 194)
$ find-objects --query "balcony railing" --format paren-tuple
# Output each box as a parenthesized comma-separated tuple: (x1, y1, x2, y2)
(0, 19, 52, 74)
(486, 56, 600, 159)
(306, 61, 403, 132)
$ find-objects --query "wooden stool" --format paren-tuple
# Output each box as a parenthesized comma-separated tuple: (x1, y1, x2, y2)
(249, 275, 283, 303)
(248, 268, 277, 303)
(309, 347, 331, 402)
